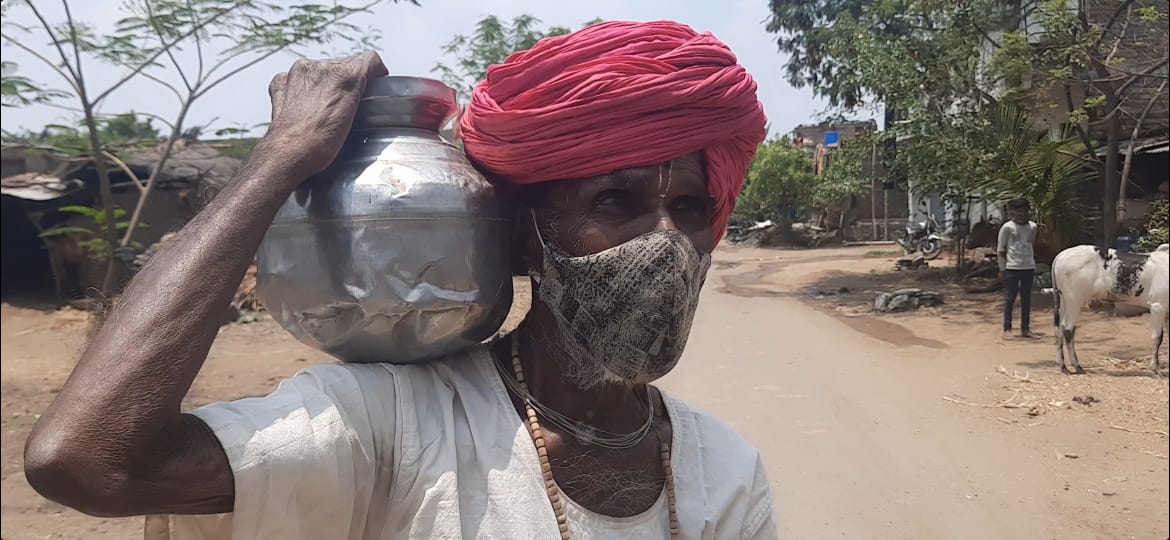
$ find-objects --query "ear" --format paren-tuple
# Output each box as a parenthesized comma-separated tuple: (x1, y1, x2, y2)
(510, 205, 543, 277)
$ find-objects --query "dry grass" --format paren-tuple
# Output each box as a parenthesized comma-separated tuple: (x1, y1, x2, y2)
(941, 359, 1170, 437)
(234, 261, 260, 312)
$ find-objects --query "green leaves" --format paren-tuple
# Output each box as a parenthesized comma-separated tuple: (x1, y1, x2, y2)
(0, 60, 69, 107)
(37, 205, 146, 261)
(1138, 5, 1166, 22)
(815, 137, 871, 209)
(734, 138, 818, 223)
(765, 0, 991, 110)
(972, 105, 1096, 249)
(432, 14, 602, 103)
(4, 0, 418, 293)
(1132, 198, 1168, 252)
(985, 0, 1170, 132)
(4, 114, 160, 153)
(38, 226, 96, 238)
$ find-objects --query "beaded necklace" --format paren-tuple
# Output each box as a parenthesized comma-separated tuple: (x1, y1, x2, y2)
(505, 337, 680, 539)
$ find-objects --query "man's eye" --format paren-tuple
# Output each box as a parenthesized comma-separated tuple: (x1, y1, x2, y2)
(674, 197, 711, 215)
(595, 190, 630, 208)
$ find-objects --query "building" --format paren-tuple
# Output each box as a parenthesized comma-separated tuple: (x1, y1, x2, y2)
(791, 119, 912, 241)
(961, 0, 1170, 234)
(1, 143, 241, 302)
(791, 120, 877, 158)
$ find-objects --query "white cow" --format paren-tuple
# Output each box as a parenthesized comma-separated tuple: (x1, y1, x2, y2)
(1049, 243, 1169, 376)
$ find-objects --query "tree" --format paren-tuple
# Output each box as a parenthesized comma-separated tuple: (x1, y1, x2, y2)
(1, 59, 67, 107)
(1, 0, 413, 295)
(985, 0, 1170, 248)
(976, 132, 1098, 252)
(432, 14, 602, 102)
(765, 0, 998, 110)
(764, 0, 1166, 252)
(765, 0, 1013, 220)
(814, 137, 877, 238)
(1131, 196, 1167, 252)
(4, 113, 160, 150)
(733, 138, 818, 224)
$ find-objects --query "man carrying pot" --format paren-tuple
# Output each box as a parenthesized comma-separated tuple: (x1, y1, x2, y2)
(24, 21, 776, 539)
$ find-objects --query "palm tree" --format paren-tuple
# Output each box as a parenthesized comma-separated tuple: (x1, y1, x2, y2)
(975, 103, 1097, 258)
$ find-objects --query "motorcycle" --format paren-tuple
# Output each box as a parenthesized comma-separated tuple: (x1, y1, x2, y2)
(895, 216, 944, 260)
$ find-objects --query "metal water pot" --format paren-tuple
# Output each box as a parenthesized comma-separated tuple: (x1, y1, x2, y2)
(257, 76, 513, 363)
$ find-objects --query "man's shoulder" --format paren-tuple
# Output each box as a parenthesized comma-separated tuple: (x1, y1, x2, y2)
(269, 346, 490, 417)
(295, 345, 489, 385)
(665, 395, 775, 535)
(665, 394, 761, 466)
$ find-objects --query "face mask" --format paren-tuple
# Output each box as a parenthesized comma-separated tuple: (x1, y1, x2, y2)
(531, 219, 712, 388)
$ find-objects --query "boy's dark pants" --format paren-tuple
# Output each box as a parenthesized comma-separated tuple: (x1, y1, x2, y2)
(1003, 269, 1035, 333)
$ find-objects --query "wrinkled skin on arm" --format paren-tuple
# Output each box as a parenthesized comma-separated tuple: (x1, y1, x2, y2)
(22, 52, 389, 517)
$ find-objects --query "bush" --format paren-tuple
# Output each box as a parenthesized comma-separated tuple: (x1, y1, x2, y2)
(1132, 197, 1168, 252)
(733, 138, 816, 224)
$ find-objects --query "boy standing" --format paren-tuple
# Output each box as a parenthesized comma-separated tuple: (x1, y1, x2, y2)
(998, 199, 1038, 339)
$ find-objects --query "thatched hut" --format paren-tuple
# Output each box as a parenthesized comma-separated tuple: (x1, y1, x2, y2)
(1, 143, 242, 303)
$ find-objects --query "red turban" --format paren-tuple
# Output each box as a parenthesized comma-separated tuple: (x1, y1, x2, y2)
(459, 20, 767, 243)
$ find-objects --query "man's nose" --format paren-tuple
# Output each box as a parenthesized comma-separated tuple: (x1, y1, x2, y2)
(653, 206, 678, 232)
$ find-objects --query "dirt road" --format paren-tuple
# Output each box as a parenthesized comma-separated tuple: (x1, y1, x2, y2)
(662, 246, 1168, 539)
(2, 245, 1167, 539)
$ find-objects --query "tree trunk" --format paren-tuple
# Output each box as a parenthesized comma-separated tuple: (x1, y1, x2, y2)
(869, 141, 878, 240)
(82, 109, 119, 296)
(836, 201, 849, 242)
(119, 100, 192, 248)
(1101, 90, 1122, 250)
(1116, 80, 1167, 230)
(882, 185, 889, 241)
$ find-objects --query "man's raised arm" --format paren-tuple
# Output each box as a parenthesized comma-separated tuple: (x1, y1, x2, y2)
(23, 53, 388, 518)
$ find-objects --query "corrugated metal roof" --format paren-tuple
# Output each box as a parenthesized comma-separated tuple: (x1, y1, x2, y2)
(0, 172, 84, 201)
(1094, 136, 1169, 156)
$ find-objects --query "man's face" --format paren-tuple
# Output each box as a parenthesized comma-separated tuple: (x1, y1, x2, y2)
(1011, 206, 1031, 223)
(519, 152, 713, 259)
(512, 152, 713, 387)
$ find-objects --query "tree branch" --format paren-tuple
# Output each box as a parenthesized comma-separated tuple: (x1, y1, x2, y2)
(91, 5, 234, 105)
(59, 0, 85, 87)
(1063, 80, 1101, 168)
(23, 0, 79, 83)
(1093, 0, 1138, 49)
(198, 0, 381, 90)
(199, 46, 266, 80)
(101, 150, 145, 192)
(1103, 5, 1133, 67)
(185, 0, 206, 82)
(1105, 57, 1170, 84)
(0, 33, 80, 93)
(1076, 65, 1170, 86)
(971, 21, 1002, 51)
(131, 69, 186, 102)
(195, 46, 285, 98)
(38, 101, 177, 131)
(145, 0, 192, 92)
(1116, 78, 1165, 225)
(1116, 57, 1170, 97)
(118, 99, 192, 247)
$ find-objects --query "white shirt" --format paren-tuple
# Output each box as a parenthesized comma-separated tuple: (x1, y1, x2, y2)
(165, 346, 777, 539)
(997, 220, 1037, 271)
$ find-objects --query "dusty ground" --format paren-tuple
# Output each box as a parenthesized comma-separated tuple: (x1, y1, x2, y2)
(2, 245, 1167, 539)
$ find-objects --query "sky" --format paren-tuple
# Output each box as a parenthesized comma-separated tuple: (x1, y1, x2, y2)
(0, 0, 879, 139)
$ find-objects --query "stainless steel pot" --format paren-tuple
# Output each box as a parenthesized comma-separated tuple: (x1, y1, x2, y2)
(257, 76, 513, 363)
